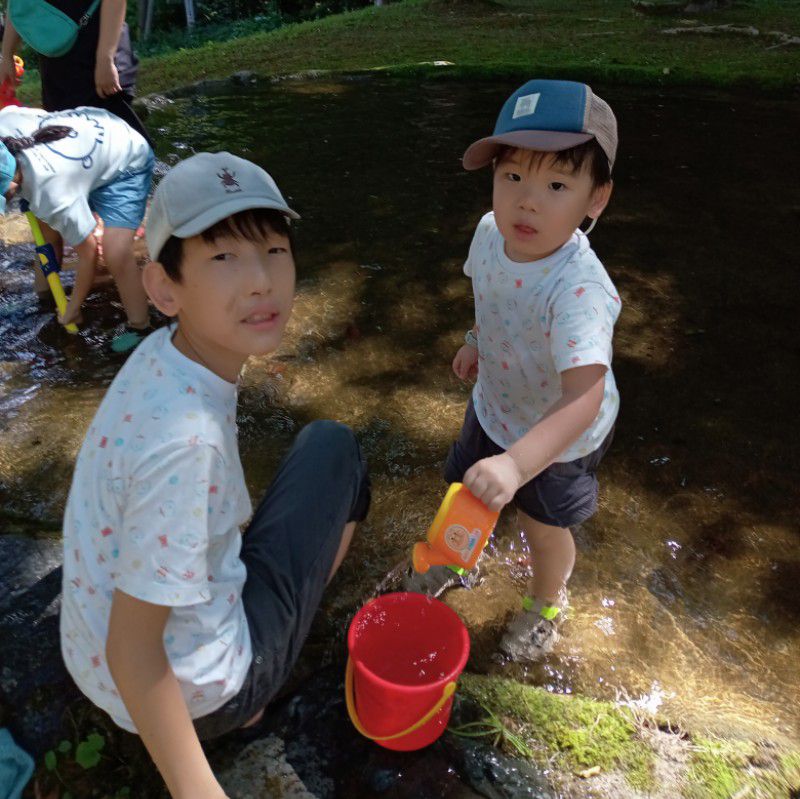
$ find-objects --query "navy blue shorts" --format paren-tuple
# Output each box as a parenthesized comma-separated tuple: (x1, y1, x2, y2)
(193, 420, 370, 740)
(445, 399, 613, 529)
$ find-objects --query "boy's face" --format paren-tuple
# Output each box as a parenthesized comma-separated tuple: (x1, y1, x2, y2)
(492, 148, 611, 263)
(147, 226, 296, 381)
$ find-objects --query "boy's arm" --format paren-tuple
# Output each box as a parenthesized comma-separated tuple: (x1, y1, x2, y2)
(463, 364, 606, 512)
(106, 589, 229, 799)
(59, 234, 97, 325)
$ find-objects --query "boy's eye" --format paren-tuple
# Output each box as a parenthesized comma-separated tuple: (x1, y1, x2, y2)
(550, 182, 566, 191)
(268, 246, 288, 255)
(212, 252, 235, 262)
(506, 172, 521, 182)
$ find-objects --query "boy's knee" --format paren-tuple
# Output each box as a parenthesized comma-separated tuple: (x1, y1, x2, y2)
(299, 419, 354, 450)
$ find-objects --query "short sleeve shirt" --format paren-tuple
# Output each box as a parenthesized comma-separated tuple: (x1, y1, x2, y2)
(60, 327, 253, 732)
(7, 106, 152, 245)
(466, 212, 621, 461)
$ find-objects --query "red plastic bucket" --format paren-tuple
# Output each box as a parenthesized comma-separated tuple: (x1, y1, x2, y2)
(345, 592, 470, 751)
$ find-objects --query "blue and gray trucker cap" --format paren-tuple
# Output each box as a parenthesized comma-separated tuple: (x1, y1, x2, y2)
(462, 79, 618, 171)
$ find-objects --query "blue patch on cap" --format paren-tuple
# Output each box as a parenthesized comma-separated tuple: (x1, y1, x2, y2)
(494, 80, 587, 136)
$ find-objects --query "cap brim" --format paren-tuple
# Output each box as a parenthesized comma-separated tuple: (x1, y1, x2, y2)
(463, 131, 594, 170)
(173, 194, 300, 240)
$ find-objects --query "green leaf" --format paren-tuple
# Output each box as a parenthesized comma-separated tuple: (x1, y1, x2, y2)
(57, 739, 72, 753)
(75, 740, 102, 769)
(85, 732, 105, 752)
(116, 789, 131, 798)
(63, 793, 73, 799)
(44, 750, 57, 771)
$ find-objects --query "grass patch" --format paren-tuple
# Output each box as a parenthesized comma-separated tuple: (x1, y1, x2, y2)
(685, 737, 800, 799)
(458, 672, 655, 790)
(16, 0, 800, 105)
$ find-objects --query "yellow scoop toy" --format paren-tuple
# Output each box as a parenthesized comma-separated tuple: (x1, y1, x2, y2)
(412, 483, 500, 573)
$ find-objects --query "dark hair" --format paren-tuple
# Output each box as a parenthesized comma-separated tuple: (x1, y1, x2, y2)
(1, 125, 73, 156)
(494, 139, 611, 188)
(158, 207, 295, 282)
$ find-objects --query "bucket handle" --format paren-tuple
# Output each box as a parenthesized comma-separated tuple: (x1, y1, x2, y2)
(345, 657, 457, 742)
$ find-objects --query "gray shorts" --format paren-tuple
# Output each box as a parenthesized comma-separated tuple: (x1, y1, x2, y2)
(445, 398, 613, 529)
(193, 420, 370, 740)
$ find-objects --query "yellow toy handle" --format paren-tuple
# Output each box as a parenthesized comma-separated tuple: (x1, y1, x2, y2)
(25, 210, 78, 334)
(344, 657, 457, 742)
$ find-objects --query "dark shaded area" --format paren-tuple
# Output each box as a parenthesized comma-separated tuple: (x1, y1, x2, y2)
(210, 665, 554, 799)
(0, 536, 77, 756)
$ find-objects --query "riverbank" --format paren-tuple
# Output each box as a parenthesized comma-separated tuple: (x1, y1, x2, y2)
(17, 0, 800, 107)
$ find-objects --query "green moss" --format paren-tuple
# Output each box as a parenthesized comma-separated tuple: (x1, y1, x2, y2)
(458, 673, 655, 790)
(685, 738, 800, 799)
(684, 738, 748, 799)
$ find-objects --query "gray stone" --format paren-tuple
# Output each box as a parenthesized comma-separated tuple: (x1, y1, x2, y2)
(218, 735, 315, 799)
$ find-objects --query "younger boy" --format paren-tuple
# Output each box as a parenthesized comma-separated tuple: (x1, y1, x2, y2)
(60, 152, 370, 797)
(417, 80, 621, 662)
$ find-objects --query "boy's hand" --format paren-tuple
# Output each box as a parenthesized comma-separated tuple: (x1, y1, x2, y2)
(463, 452, 524, 512)
(58, 299, 83, 326)
(453, 344, 479, 381)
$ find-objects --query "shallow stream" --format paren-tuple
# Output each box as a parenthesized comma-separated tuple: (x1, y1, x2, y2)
(1, 75, 798, 747)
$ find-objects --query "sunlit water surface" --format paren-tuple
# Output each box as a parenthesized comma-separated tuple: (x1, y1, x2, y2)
(1, 76, 798, 746)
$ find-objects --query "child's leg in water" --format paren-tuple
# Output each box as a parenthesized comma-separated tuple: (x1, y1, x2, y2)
(102, 226, 150, 328)
(240, 519, 357, 730)
(496, 511, 573, 660)
(517, 510, 574, 606)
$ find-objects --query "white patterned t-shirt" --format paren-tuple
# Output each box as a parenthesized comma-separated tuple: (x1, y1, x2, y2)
(466, 212, 621, 461)
(60, 326, 253, 732)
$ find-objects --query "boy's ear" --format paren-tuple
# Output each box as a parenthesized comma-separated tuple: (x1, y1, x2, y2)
(588, 179, 613, 221)
(142, 260, 180, 317)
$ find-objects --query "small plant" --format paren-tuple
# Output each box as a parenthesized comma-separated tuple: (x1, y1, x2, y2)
(40, 731, 131, 798)
(450, 707, 534, 759)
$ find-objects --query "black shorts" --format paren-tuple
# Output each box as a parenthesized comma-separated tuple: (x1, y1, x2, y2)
(445, 398, 613, 529)
(193, 420, 370, 740)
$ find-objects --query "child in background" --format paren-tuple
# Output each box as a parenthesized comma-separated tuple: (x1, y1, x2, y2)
(0, 105, 154, 351)
(414, 80, 621, 662)
(60, 152, 370, 797)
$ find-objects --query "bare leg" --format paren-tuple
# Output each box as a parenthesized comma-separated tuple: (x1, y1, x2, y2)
(241, 520, 357, 729)
(517, 510, 575, 606)
(327, 521, 356, 583)
(101, 227, 149, 327)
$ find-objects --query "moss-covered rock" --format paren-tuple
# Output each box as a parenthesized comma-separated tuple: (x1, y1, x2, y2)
(458, 673, 655, 790)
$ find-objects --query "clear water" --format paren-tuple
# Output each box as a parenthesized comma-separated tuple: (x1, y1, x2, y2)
(1, 75, 798, 746)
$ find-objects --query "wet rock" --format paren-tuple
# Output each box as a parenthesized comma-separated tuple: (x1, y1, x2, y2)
(217, 734, 315, 799)
(0, 535, 77, 755)
(241, 665, 554, 799)
(646, 567, 683, 606)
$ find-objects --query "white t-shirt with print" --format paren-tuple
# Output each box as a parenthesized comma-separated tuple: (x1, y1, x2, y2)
(60, 326, 253, 732)
(2, 105, 152, 245)
(466, 212, 621, 461)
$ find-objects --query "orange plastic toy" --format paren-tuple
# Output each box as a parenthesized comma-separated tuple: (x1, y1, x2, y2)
(412, 483, 500, 573)
(0, 56, 24, 109)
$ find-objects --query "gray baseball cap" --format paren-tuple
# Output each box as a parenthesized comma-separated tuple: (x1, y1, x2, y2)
(146, 151, 300, 262)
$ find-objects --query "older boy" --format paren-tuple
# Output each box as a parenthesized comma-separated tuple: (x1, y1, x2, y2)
(60, 152, 370, 798)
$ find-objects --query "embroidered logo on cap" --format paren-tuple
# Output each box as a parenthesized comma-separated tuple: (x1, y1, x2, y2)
(217, 168, 242, 193)
(513, 93, 541, 119)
